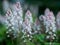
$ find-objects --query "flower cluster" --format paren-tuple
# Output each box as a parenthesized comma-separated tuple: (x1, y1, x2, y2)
(5, 2, 57, 42)
(44, 8, 56, 41)
(22, 10, 33, 42)
(5, 9, 17, 39)
(39, 8, 56, 41)
(5, 2, 23, 39)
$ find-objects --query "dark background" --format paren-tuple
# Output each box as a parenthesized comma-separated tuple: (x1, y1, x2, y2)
(25, 0, 60, 16)
(0, 0, 60, 16)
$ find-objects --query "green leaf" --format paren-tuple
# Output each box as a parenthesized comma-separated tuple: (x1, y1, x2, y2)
(26, 40, 35, 45)
(45, 43, 60, 45)
(34, 34, 45, 42)
(6, 39, 14, 45)
(0, 23, 6, 42)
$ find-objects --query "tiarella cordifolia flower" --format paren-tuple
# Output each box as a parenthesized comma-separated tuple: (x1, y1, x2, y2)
(5, 9, 19, 39)
(39, 8, 56, 41)
(56, 12, 60, 30)
(14, 2, 23, 27)
(22, 10, 33, 42)
(5, 2, 23, 39)
(9, 2, 23, 32)
(44, 8, 56, 41)
(22, 19, 32, 34)
(22, 19, 33, 42)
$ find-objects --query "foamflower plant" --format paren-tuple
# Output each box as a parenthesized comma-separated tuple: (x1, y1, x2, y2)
(5, 2, 23, 39)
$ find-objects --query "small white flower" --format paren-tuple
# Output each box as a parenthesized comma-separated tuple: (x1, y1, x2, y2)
(53, 34, 56, 36)
(27, 34, 30, 37)
(22, 35, 25, 38)
(8, 29, 12, 32)
(19, 21, 22, 24)
(29, 38, 31, 40)
(13, 11, 17, 16)
(46, 36, 50, 39)
(11, 22, 15, 25)
(10, 19, 13, 22)
(52, 36, 55, 39)
(49, 32, 52, 35)
(6, 31, 9, 33)
(24, 40, 26, 42)
(7, 35, 10, 37)
(45, 30, 48, 33)
(52, 29, 56, 32)
(17, 16, 20, 19)
(11, 27, 14, 29)
(50, 27, 52, 30)
(8, 24, 11, 26)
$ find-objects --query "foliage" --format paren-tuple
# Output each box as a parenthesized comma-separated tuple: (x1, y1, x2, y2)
(0, 23, 6, 42)
(56, 30, 60, 43)
(45, 43, 60, 45)
(0, 27, 60, 45)
(32, 34, 45, 45)
(0, 23, 6, 45)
